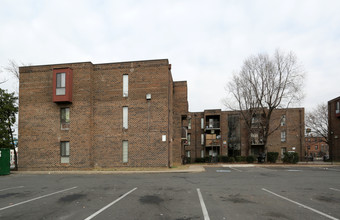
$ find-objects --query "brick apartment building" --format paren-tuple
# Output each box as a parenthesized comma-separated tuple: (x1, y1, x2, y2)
(305, 136, 329, 158)
(19, 60, 188, 170)
(19, 59, 305, 170)
(181, 108, 305, 162)
(328, 96, 340, 161)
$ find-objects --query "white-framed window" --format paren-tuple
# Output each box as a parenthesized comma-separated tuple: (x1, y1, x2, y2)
(56, 72, 66, 95)
(336, 101, 340, 114)
(201, 150, 204, 158)
(123, 74, 128, 97)
(201, 118, 204, 129)
(188, 118, 191, 129)
(201, 134, 204, 145)
(123, 107, 128, 129)
(187, 134, 191, 145)
(281, 115, 286, 126)
(186, 150, 191, 158)
(122, 140, 128, 163)
(281, 131, 286, 142)
(60, 141, 70, 163)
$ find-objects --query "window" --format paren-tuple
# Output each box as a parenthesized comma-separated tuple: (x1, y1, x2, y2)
(201, 118, 204, 129)
(60, 108, 70, 130)
(187, 134, 191, 145)
(336, 101, 340, 114)
(315, 145, 318, 150)
(186, 150, 191, 158)
(281, 115, 286, 126)
(201, 150, 204, 158)
(56, 73, 66, 95)
(201, 134, 204, 145)
(281, 131, 286, 142)
(123, 75, 128, 97)
(122, 141, 128, 163)
(123, 107, 128, 129)
(60, 141, 70, 163)
(188, 118, 191, 129)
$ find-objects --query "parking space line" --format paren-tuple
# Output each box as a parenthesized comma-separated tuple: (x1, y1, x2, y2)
(197, 188, 210, 220)
(84, 187, 137, 220)
(0, 186, 24, 192)
(0, 186, 78, 211)
(262, 188, 339, 220)
(330, 188, 340, 192)
(229, 167, 242, 172)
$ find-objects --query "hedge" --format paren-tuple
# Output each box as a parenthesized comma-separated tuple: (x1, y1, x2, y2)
(282, 152, 299, 164)
(267, 152, 279, 163)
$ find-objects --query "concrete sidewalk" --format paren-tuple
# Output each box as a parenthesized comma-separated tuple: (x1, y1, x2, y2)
(10, 165, 206, 175)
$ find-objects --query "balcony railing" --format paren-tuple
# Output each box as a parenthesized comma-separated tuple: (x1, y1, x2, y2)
(205, 139, 221, 146)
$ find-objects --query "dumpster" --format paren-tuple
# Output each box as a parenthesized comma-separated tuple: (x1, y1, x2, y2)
(0, 148, 10, 175)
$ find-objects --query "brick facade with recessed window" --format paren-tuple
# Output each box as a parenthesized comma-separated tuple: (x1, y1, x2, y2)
(19, 60, 188, 170)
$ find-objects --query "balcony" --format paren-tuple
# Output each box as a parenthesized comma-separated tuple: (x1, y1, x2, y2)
(181, 127, 188, 140)
(205, 134, 221, 146)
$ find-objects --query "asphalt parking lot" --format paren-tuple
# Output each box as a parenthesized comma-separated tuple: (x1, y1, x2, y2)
(1, 165, 340, 220)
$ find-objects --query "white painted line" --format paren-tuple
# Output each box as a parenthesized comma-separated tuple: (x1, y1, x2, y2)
(330, 188, 340, 192)
(84, 187, 137, 220)
(0, 186, 78, 211)
(286, 170, 302, 172)
(229, 167, 242, 172)
(0, 186, 24, 192)
(216, 170, 231, 173)
(262, 188, 339, 220)
(197, 188, 210, 220)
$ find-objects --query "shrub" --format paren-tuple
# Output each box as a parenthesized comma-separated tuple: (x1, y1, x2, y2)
(282, 152, 299, 164)
(218, 156, 229, 163)
(184, 157, 191, 164)
(235, 156, 246, 162)
(228, 157, 235, 163)
(246, 155, 256, 163)
(195, 158, 205, 163)
(204, 156, 212, 163)
(267, 152, 279, 163)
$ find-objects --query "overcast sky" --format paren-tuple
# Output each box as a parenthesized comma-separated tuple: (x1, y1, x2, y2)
(1, 0, 339, 112)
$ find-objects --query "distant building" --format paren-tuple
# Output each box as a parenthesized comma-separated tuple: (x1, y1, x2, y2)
(305, 136, 329, 158)
(328, 96, 340, 161)
(181, 108, 305, 162)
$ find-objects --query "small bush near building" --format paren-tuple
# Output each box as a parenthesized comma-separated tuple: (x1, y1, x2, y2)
(246, 155, 256, 163)
(235, 156, 246, 162)
(228, 157, 235, 163)
(267, 152, 279, 163)
(218, 156, 229, 163)
(195, 158, 205, 163)
(184, 157, 191, 164)
(282, 152, 299, 164)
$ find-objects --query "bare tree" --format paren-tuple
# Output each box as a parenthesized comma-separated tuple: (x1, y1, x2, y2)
(305, 103, 328, 144)
(225, 49, 305, 155)
(5, 59, 20, 80)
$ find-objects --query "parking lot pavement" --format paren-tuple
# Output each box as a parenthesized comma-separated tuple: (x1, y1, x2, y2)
(0, 166, 339, 220)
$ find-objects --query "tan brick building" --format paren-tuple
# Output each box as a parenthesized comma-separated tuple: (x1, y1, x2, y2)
(19, 59, 305, 170)
(19, 60, 188, 170)
(328, 96, 340, 161)
(181, 108, 305, 162)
